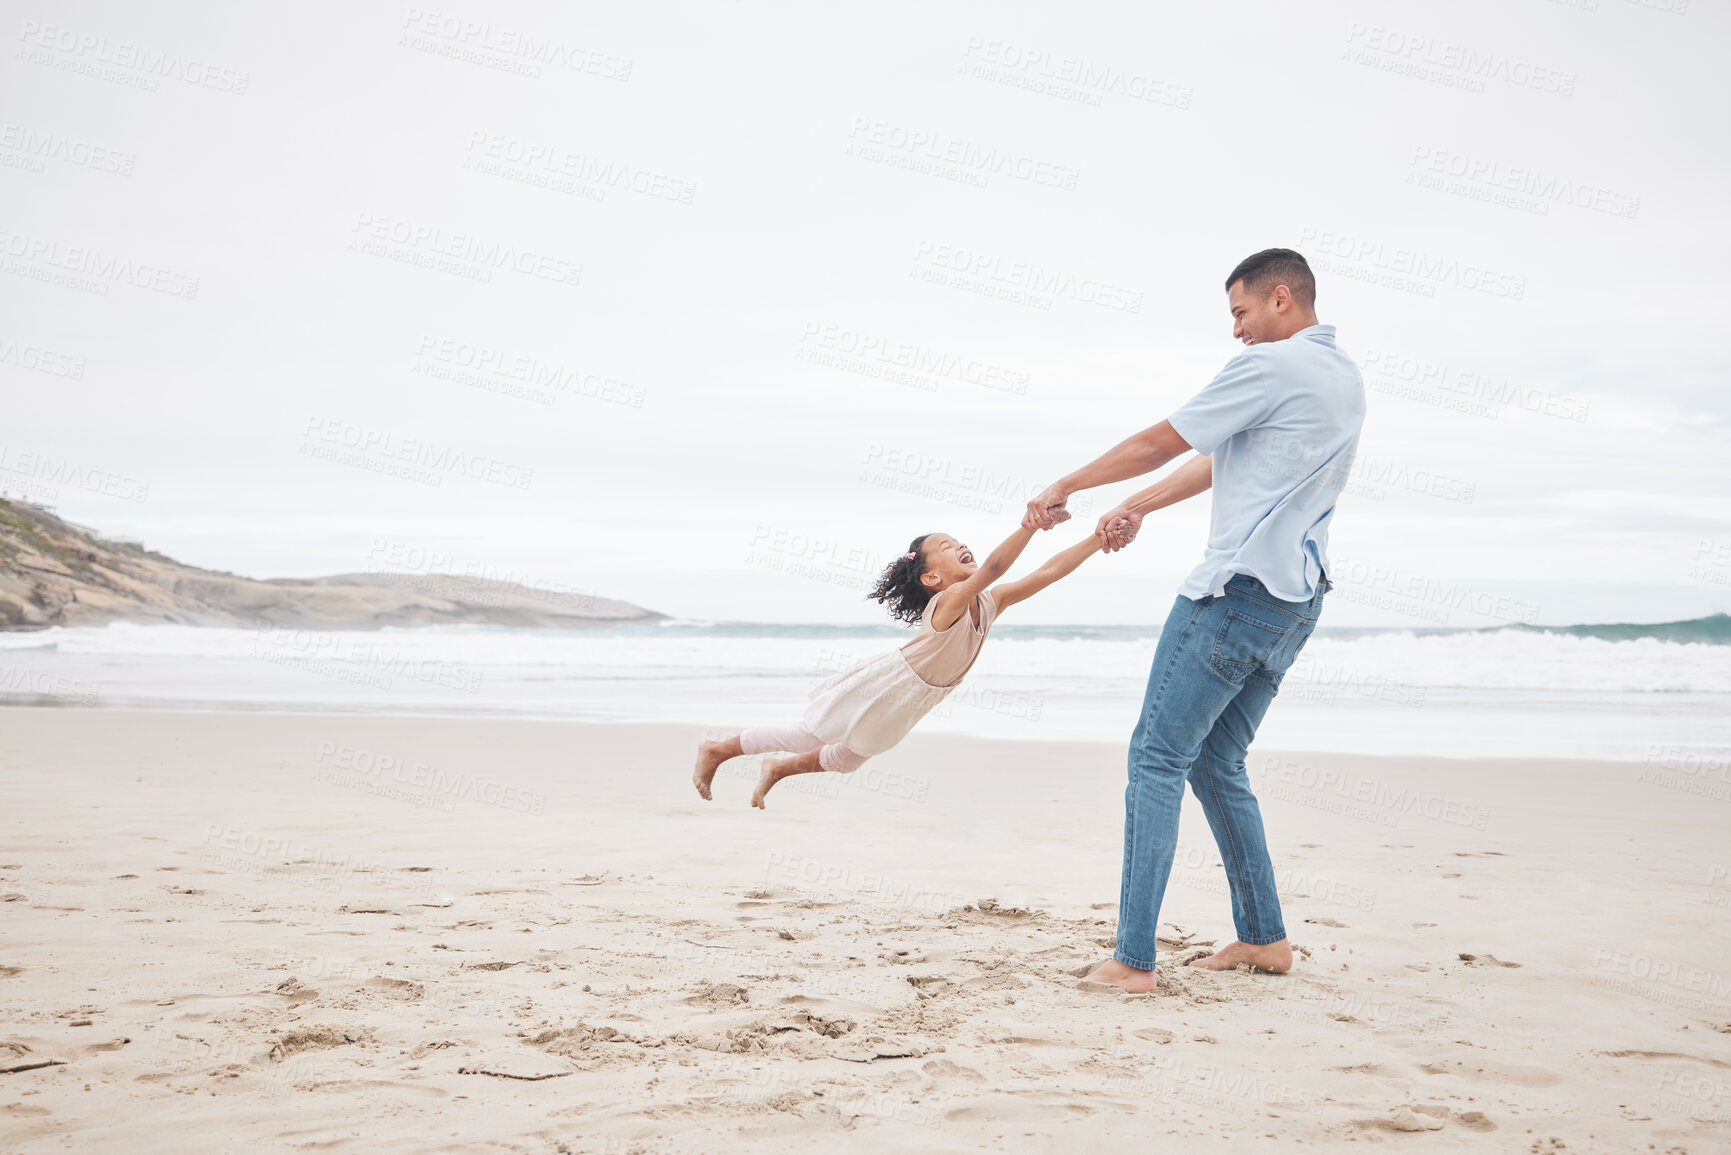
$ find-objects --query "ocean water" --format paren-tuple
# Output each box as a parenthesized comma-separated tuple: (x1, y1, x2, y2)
(1, 615, 1728, 765)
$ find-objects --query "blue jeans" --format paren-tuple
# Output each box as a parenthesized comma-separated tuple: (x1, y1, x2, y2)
(1113, 572, 1328, 971)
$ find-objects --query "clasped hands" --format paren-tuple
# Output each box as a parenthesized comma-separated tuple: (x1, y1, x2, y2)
(1023, 483, 1143, 553)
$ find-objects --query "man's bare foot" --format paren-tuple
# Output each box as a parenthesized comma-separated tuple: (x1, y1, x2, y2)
(1187, 939, 1293, 973)
(751, 750, 818, 809)
(693, 737, 741, 801)
(1080, 958, 1157, 993)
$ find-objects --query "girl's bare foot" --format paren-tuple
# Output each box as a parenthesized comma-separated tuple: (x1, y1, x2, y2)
(1187, 939, 1292, 973)
(693, 737, 741, 801)
(752, 750, 819, 809)
(1080, 958, 1157, 993)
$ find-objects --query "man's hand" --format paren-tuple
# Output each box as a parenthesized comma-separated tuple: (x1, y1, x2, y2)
(1096, 505, 1143, 553)
(1023, 483, 1072, 531)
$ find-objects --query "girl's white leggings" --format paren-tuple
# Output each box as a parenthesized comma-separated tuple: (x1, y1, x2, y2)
(738, 725, 869, 774)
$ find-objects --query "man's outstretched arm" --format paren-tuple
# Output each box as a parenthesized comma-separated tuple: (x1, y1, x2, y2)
(1097, 453, 1213, 552)
(1024, 420, 1193, 529)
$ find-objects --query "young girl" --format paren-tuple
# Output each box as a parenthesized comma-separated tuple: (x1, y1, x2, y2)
(694, 521, 1102, 808)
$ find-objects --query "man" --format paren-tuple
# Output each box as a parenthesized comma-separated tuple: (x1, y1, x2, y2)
(1024, 248, 1365, 993)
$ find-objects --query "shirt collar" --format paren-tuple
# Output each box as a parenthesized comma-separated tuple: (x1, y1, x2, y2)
(1296, 323, 1336, 345)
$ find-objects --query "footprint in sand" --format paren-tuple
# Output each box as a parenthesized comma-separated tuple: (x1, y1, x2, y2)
(683, 982, 750, 1008)
(363, 976, 424, 1001)
(1357, 1105, 1491, 1133)
(267, 1026, 359, 1063)
(273, 977, 319, 1005)
(922, 1057, 986, 1082)
(945, 898, 1040, 924)
(1387, 1104, 1448, 1131)
(1418, 1056, 1560, 1087)
(459, 1050, 573, 1080)
(879, 948, 927, 965)
(1599, 1048, 1731, 1069)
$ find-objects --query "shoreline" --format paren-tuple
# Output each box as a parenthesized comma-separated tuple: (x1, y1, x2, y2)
(3, 616, 1727, 766)
(0, 695, 1719, 766)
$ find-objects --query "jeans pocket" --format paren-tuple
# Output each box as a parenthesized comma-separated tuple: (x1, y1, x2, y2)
(1209, 608, 1288, 684)
(1272, 617, 1319, 675)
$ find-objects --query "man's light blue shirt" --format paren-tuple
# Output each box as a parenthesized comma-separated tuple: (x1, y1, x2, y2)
(1165, 323, 1366, 604)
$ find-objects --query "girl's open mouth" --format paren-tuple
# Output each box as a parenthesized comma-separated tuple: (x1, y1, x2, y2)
(959, 549, 975, 564)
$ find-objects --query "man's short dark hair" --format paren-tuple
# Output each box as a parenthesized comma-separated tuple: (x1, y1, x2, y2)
(1225, 248, 1316, 308)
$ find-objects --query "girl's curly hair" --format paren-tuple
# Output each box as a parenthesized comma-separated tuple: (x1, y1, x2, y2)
(867, 534, 935, 626)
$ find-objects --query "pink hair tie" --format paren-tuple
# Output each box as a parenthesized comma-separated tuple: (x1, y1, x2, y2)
(904, 551, 917, 560)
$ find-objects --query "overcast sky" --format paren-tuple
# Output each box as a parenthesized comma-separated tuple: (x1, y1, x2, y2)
(4, 0, 1726, 628)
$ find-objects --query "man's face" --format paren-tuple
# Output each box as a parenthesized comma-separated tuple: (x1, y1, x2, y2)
(1228, 279, 1289, 346)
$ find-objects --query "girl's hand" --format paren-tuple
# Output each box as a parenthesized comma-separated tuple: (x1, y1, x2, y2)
(1096, 506, 1143, 553)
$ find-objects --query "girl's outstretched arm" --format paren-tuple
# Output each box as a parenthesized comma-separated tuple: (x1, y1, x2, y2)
(990, 533, 1104, 613)
(929, 525, 1036, 631)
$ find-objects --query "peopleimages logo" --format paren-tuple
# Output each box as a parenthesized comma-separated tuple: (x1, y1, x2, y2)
(463, 131, 695, 204)
(1257, 756, 1490, 831)
(910, 240, 1143, 313)
(846, 117, 1080, 190)
(957, 37, 1194, 109)
(301, 417, 534, 490)
(1408, 146, 1639, 220)
(0, 227, 200, 299)
(0, 446, 147, 502)
(398, 8, 632, 81)
(15, 20, 251, 94)
(314, 742, 545, 815)
(0, 335, 85, 379)
(1342, 23, 1576, 96)
(1299, 227, 1525, 300)
(796, 321, 1031, 396)
(1358, 348, 1590, 424)
(1328, 556, 1540, 626)
(413, 335, 646, 408)
(0, 123, 136, 175)
(348, 213, 582, 288)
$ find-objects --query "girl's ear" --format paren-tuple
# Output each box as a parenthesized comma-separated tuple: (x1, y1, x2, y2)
(920, 570, 939, 590)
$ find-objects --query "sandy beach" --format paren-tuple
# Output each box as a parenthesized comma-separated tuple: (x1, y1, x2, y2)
(1, 706, 1727, 1152)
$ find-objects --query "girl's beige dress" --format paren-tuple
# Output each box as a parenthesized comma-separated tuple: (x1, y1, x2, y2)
(802, 589, 999, 755)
